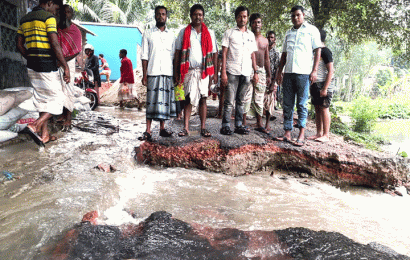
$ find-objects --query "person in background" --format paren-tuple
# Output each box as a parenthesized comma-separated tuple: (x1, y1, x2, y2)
(16, 0, 69, 146)
(307, 29, 335, 143)
(243, 13, 271, 134)
(139, 6, 176, 141)
(99, 54, 111, 86)
(274, 5, 321, 147)
(57, 4, 82, 131)
(118, 49, 136, 108)
(265, 30, 280, 129)
(219, 6, 258, 135)
(85, 44, 101, 103)
(215, 50, 224, 118)
(174, 4, 218, 137)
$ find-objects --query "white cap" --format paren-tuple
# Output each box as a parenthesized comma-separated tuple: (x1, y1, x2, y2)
(84, 43, 94, 51)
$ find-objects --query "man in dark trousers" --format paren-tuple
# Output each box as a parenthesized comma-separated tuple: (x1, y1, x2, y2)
(220, 6, 259, 135)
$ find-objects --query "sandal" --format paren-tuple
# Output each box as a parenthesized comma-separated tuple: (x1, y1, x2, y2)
(21, 126, 45, 147)
(234, 125, 250, 135)
(200, 129, 212, 138)
(293, 139, 305, 147)
(220, 126, 233, 135)
(138, 132, 152, 141)
(273, 136, 293, 144)
(178, 129, 189, 137)
(160, 129, 173, 137)
(254, 127, 269, 134)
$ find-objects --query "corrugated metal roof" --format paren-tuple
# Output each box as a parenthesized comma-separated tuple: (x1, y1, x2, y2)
(78, 21, 142, 34)
(72, 20, 97, 36)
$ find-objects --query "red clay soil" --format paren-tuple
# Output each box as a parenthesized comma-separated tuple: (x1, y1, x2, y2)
(135, 113, 410, 193)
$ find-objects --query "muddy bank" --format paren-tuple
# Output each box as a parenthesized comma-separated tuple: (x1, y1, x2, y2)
(135, 109, 410, 193)
(49, 210, 409, 259)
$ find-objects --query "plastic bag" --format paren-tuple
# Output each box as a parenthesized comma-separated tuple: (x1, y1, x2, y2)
(175, 83, 185, 101)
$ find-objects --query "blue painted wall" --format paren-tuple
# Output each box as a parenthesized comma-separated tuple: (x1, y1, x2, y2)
(80, 23, 142, 81)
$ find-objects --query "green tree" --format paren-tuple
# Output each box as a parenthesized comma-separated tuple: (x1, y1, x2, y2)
(238, 0, 409, 55)
(69, 0, 157, 25)
(162, 0, 239, 43)
(328, 41, 392, 101)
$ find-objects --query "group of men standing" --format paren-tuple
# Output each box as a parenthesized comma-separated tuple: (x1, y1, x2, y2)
(16, 1, 334, 147)
(140, 4, 334, 145)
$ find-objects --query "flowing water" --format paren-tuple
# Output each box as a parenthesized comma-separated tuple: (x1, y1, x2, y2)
(0, 107, 409, 259)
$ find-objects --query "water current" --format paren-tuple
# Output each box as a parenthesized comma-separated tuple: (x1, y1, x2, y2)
(0, 107, 409, 259)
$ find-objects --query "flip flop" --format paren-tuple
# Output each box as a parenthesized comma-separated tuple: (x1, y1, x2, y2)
(178, 129, 189, 137)
(200, 129, 212, 137)
(254, 127, 269, 134)
(293, 139, 305, 147)
(159, 129, 173, 137)
(21, 126, 45, 147)
(273, 136, 292, 143)
(138, 132, 152, 141)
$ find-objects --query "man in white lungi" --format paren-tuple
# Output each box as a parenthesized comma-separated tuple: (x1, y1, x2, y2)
(174, 4, 218, 137)
(17, 0, 70, 146)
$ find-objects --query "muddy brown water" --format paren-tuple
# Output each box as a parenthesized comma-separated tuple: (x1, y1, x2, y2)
(0, 106, 409, 259)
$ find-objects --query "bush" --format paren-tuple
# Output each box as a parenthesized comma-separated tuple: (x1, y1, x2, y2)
(376, 97, 410, 119)
(350, 97, 379, 132)
(330, 115, 386, 151)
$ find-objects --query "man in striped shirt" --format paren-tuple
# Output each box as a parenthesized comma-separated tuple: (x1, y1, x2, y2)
(17, 0, 69, 145)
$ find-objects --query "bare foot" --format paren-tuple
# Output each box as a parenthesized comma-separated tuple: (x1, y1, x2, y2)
(27, 124, 39, 134)
(42, 135, 57, 144)
(315, 136, 330, 143)
(307, 135, 322, 140)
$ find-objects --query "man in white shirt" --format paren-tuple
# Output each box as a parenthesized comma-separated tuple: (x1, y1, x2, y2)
(220, 6, 259, 135)
(174, 4, 218, 138)
(275, 5, 321, 146)
(139, 6, 176, 141)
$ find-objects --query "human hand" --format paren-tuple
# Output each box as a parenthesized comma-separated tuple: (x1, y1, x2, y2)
(252, 73, 259, 86)
(221, 72, 228, 87)
(121, 83, 130, 94)
(310, 70, 317, 84)
(141, 75, 147, 86)
(276, 71, 283, 86)
(63, 66, 70, 83)
(266, 77, 271, 88)
(320, 88, 328, 97)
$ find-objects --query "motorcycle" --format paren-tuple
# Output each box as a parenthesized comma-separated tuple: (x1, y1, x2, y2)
(74, 68, 98, 110)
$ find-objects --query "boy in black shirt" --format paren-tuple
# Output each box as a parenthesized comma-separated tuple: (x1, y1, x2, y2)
(308, 30, 335, 142)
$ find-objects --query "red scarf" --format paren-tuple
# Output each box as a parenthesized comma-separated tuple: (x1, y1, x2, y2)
(180, 23, 214, 83)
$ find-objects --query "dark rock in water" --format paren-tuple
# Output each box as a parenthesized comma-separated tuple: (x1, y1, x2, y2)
(71, 224, 121, 259)
(50, 211, 409, 259)
(276, 227, 409, 260)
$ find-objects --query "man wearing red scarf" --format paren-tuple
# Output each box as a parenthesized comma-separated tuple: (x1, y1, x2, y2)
(174, 4, 218, 138)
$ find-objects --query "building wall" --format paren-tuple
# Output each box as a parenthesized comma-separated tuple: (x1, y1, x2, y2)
(0, 0, 31, 90)
(79, 23, 142, 81)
